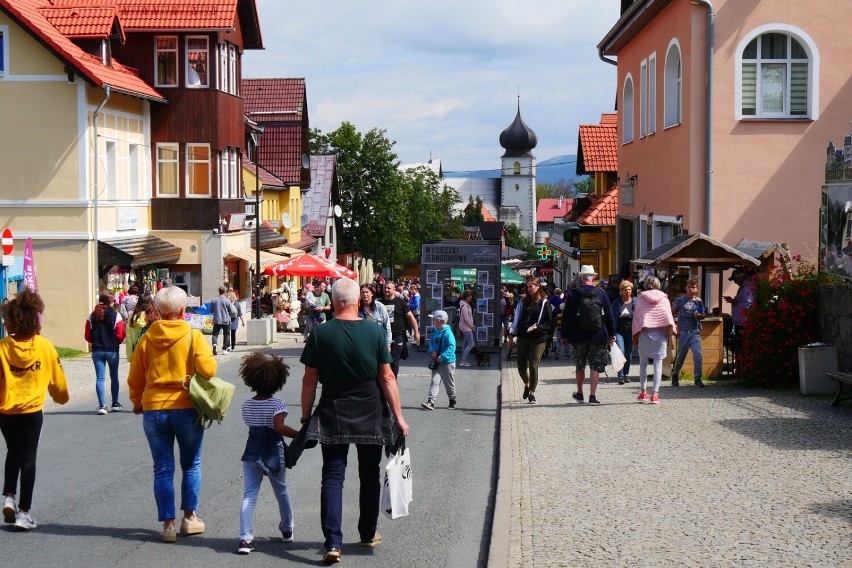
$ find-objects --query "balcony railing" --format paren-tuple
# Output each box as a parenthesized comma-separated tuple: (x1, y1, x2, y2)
(825, 164, 852, 183)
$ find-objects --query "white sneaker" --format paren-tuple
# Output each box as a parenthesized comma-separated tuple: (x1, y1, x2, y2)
(14, 511, 37, 530)
(96, 405, 108, 415)
(3, 496, 16, 523)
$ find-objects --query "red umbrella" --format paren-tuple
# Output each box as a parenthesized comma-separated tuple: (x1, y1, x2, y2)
(264, 254, 357, 279)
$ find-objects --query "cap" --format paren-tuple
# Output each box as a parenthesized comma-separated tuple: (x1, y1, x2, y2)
(429, 310, 449, 322)
(728, 268, 745, 281)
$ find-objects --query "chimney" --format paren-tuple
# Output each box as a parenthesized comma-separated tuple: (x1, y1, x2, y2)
(557, 196, 563, 209)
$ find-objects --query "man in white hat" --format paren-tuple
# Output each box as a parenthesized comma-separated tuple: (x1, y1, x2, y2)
(561, 265, 616, 405)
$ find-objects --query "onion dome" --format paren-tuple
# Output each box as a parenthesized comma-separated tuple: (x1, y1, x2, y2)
(499, 103, 538, 157)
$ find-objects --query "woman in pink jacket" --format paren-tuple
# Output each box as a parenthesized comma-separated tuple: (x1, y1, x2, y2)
(457, 290, 475, 367)
(631, 276, 676, 404)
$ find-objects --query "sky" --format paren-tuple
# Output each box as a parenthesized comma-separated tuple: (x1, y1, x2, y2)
(245, 0, 622, 173)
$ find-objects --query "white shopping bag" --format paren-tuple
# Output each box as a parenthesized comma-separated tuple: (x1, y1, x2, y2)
(381, 443, 412, 519)
(608, 342, 627, 371)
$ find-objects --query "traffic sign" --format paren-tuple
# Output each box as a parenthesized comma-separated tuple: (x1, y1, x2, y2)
(1, 228, 12, 255)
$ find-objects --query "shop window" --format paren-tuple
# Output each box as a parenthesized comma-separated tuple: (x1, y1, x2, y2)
(155, 36, 177, 87)
(186, 36, 208, 88)
(737, 26, 816, 119)
(664, 41, 681, 127)
(187, 144, 210, 196)
(156, 143, 179, 196)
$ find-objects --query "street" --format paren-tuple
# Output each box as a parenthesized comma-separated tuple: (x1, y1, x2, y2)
(0, 341, 501, 567)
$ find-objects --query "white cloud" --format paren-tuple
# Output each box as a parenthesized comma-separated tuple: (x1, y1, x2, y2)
(247, 0, 621, 171)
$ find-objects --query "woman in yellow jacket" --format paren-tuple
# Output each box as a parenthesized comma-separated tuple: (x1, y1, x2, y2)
(128, 286, 216, 543)
(0, 289, 69, 531)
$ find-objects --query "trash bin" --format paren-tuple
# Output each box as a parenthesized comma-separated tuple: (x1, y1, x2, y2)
(798, 345, 838, 395)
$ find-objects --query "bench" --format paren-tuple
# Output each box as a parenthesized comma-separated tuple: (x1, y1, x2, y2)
(826, 372, 852, 407)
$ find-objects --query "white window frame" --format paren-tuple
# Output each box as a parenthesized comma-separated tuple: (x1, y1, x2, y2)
(154, 36, 178, 88)
(648, 52, 657, 135)
(664, 39, 682, 128)
(105, 140, 117, 200)
(186, 143, 211, 197)
(185, 36, 209, 88)
(0, 26, 9, 77)
(640, 59, 648, 138)
(230, 148, 238, 198)
(219, 151, 229, 198)
(735, 24, 819, 120)
(622, 74, 635, 144)
(128, 144, 140, 200)
(156, 143, 179, 197)
(218, 44, 228, 92)
(228, 45, 237, 95)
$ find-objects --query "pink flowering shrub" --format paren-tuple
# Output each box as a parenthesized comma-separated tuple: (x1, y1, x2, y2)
(739, 256, 838, 388)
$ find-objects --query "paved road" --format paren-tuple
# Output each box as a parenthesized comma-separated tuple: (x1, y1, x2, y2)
(497, 352, 852, 567)
(1, 334, 501, 567)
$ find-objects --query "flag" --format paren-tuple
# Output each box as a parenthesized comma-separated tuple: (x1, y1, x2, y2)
(23, 237, 38, 291)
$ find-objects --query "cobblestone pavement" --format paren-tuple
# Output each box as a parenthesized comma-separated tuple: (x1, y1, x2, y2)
(499, 350, 852, 568)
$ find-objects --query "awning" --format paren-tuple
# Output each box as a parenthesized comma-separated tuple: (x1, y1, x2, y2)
(225, 248, 282, 269)
(249, 226, 288, 250)
(99, 235, 182, 267)
(500, 263, 526, 284)
(268, 245, 305, 256)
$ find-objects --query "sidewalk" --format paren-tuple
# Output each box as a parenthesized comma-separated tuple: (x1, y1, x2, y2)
(492, 351, 852, 567)
(49, 320, 302, 412)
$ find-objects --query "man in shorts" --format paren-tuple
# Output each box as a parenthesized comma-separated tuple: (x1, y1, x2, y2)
(561, 265, 616, 405)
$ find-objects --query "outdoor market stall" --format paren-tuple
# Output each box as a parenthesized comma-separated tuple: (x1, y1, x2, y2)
(632, 233, 762, 378)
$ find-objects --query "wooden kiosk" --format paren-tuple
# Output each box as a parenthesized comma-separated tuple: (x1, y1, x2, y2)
(632, 234, 762, 379)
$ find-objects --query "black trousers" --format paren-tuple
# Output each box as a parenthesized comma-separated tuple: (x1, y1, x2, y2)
(389, 334, 405, 379)
(0, 411, 44, 510)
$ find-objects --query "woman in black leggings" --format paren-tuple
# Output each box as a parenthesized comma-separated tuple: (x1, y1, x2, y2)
(0, 289, 69, 530)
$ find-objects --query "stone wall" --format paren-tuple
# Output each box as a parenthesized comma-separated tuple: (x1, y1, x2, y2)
(819, 281, 852, 371)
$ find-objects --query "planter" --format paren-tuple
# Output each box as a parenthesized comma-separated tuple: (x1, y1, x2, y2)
(798, 346, 838, 395)
(246, 318, 274, 346)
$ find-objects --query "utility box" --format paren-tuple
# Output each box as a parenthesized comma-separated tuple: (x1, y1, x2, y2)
(247, 318, 274, 346)
(798, 346, 838, 395)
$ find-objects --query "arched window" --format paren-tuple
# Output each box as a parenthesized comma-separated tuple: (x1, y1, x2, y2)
(513, 161, 521, 175)
(737, 26, 817, 119)
(623, 75, 634, 144)
(664, 41, 682, 127)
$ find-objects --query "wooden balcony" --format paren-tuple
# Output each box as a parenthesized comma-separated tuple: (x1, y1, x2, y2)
(151, 198, 245, 231)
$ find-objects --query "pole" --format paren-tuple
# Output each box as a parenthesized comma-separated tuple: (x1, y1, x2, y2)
(255, 158, 261, 319)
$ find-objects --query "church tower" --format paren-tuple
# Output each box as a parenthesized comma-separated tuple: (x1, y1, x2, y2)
(499, 101, 537, 241)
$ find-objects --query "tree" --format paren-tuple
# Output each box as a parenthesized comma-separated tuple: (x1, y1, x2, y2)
(311, 123, 462, 275)
(504, 223, 536, 256)
(572, 176, 594, 195)
(462, 196, 485, 223)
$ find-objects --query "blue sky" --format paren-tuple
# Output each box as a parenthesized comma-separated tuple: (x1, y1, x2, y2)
(244, 0, 621, 172)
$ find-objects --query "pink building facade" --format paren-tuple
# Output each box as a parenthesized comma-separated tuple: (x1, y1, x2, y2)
(599, 0, 852, 277)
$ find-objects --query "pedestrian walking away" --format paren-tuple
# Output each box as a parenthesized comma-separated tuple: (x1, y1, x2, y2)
(127, 286, 216, 543)
(209, 286, 236, 354)
(509, 277, 554, 405)
(0, 289, 69, 531)
(379, 281, 420, 379)
(227, 291, 245, 352)
(296, 277, 409, 564)
(421, 310, 457, 410)
(125, 294, 159, 364)
(85, 292, 126, 414)
(562, 266, 616, 405)
(612, 280, 636, 384)
(632, 276, 676, 404)
(237, 352, 300, 555)
(671, 277, 706, 387)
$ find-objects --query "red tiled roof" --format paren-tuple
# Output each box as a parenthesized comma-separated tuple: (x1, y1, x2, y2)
(600, 112, 617, 125)
(288, 230, 318, 252)
(244, 157, 286, 189)
(1, 0, 166, 101)
(39, 6, 123, 40)
(577, 121, 618, 173)
(255, 124, 302, 184)
(242, 78, 306, 122)
(536, 198, 572, 223)
(50, 0, 239, 30)
(575, 185, 619, 226)
(481, 204, 497, 222)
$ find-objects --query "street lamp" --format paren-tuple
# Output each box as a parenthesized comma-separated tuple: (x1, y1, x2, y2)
(251, 124, 265, 319)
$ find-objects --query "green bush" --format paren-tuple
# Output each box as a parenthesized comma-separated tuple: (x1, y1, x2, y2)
(56, 347, 86, 359)
(739, 256, 838, 387)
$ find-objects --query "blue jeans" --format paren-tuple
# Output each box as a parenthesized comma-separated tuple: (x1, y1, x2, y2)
(613, 331, 634, 378)
(92, 350, 120, 406)
(240, 445, 293, 541)
(461, 331, 475, 363)
(320, 443, 382, 549)
(142, 408, 204, 521)
(672, 329, 703, 379)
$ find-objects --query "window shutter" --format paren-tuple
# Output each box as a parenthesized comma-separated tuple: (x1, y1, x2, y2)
(741, 63, 756, 115)
(790, 62, 808, 116)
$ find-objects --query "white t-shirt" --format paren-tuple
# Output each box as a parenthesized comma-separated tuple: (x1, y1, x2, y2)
(241, 397, 288, 428)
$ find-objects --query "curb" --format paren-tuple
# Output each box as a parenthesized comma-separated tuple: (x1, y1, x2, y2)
(487, 353, 512, 566)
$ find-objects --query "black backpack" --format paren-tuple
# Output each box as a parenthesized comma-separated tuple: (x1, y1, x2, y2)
(577, 290, 603, 333)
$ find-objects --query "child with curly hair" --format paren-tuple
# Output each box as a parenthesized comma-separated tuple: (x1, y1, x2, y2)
(237, 352, 299, 555)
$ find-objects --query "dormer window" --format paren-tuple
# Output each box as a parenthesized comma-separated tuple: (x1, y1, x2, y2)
(186, 36, 208, 88)
(155, 36, 177, 87)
